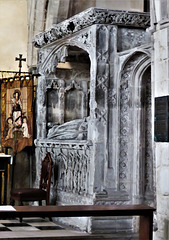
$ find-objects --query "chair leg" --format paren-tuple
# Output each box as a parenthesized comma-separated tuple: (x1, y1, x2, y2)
(19, 201, 23, 206)
(45, 200, 52, 222)
(19, 201, 23, 223)
(10, 198, 15, 206)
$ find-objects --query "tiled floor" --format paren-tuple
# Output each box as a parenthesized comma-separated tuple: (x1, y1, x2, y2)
(0, 218, 139, 239)
(0, 217, 90, 239)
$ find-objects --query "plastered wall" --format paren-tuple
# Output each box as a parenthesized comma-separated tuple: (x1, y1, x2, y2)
(0, 0, 28, 72)
(95, 0, 143, 11)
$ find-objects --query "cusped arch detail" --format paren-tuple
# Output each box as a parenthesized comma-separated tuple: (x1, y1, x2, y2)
(120, 49, 150, 76)
(38, 38, 92, 76)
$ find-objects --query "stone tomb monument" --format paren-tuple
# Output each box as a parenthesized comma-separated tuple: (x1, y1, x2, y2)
(33, 8, 154, 233)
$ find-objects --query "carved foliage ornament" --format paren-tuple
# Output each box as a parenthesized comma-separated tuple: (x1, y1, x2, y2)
(33, 8, 150, 48)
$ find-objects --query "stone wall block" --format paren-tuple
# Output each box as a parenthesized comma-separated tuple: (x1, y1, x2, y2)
(157, 196, 169, 216)
(154, 79, 169, 97)
(156, 143, 169, 166)
(159, 167, 169, 195)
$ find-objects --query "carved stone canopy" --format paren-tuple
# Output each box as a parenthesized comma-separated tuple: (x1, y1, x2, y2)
(33, 7, 150, 48)
(34, 5, 153, 233)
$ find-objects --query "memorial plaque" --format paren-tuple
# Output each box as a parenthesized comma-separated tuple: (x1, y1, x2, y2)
(154, 96, 169, 142)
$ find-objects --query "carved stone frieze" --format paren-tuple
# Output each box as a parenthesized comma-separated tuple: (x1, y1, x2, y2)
(57, 191, 93, 205)
(95, 200, 130, 205)
(34, 139, 92, 150)
(33, 8, 150, 48)
(35, 140, 93, 198)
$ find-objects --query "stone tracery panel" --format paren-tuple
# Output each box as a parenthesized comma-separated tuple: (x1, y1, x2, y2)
(34, 140, 93, 200)
(40, 43, 91, 136)
(46, 77, 89, 126)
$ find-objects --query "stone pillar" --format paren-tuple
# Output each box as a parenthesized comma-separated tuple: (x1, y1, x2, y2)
(81, 80, 88, 118)
(46, 0, 60, 28)
(91, 24, 118, 197)
(36, 74, 47, 139)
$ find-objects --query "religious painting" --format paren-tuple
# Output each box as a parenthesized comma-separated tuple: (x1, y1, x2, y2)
(1, 76, 33, 153)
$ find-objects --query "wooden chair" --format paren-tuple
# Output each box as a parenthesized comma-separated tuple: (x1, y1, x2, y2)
(10, 152, 53, 220)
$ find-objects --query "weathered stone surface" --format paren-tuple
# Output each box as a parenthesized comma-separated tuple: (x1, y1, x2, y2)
(34, 7, 153, 234)
(151, 1, 169, 239)
(33, 7, 150, 48)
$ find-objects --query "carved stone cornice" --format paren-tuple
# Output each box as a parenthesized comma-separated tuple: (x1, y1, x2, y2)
(33, 7, 150, 48)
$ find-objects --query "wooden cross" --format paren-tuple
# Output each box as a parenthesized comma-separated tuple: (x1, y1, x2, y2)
(15, 54, 26, 75)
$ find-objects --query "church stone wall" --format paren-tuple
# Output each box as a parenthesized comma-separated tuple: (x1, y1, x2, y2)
(27, 0, 145, 71)
(151, 0, 169, 238)
(0, 0, 28, 71)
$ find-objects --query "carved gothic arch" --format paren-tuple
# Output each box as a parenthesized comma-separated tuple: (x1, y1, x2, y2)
(120, 49, 151, 71)
(119, 50, 154, 205)
(39, 38, 92, 76)
(132, 58, 154, 205)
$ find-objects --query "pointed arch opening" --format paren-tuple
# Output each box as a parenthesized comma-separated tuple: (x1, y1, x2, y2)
(119, 51, 154, 206)
(46, 45, 91, 139)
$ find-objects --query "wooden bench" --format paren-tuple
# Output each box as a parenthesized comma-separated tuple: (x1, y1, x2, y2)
(0, 204, 155, 240)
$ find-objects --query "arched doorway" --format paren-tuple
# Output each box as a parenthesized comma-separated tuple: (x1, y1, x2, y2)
(47, 45, 90, 128)
(119, 52, 155, 206)
(140, 66, 154, 204)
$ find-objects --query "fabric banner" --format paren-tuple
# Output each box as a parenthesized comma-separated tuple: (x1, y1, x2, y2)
(1, 76, 33, 154)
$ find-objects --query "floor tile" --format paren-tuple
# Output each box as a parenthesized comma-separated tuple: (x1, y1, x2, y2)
(0, 227, 11, 231)
(0, 219, 18, 223)
(36, 225, 64, 230)
(22, 217, 48, 223)
(7, 226, 40, 231)
(30, 221, 60, 226)
(0, 217, 90, 239)
(3, 222, 30, 227)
